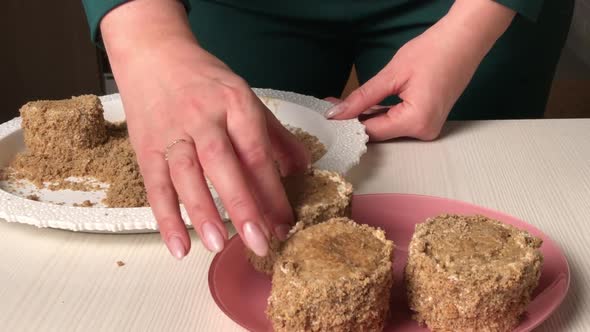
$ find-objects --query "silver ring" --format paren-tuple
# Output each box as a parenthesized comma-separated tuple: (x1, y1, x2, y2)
(164, 138, 191, 161)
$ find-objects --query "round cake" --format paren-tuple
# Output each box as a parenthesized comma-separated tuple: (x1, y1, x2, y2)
(405, 214, 543, 332)
(267, 218, 394, 332)
(247, 168, 353, 275)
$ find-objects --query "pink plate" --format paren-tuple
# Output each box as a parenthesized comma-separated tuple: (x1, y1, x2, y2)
(208, 194, 570, 332)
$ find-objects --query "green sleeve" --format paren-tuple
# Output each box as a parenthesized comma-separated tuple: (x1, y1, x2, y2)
(494, 0, 544, 21)
(81, 0, 192, 45)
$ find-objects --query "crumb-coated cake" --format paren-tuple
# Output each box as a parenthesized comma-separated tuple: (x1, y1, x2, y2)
(247, 169, 353, 275)
(283, 168, 353, 228)
(405, 214, 543, 332)
(267, 218, 394, 332)
(20, 95, 107, 154)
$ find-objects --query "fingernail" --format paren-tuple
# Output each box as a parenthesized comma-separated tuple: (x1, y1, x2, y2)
(243, 222, 269, 257)
(275, 224, 291, 241)
(201, 222, 225, 253)
(167, 235, 186, 260)
(326, 103, 347, 119)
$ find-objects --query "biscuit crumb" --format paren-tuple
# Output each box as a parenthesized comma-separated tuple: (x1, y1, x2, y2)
(73, 200, 94, 207)
(26, 194, 40, 201)
(116, 261, 125, 267)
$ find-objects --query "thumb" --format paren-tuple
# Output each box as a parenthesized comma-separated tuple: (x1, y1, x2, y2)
(326, 70, 399, 120)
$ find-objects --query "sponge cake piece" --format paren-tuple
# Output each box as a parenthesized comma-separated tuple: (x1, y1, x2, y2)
(20, 95, 107, 155)
(267, 218, 394, 332)
(405, 214, 543, 332)
(247, 168, 353, 275)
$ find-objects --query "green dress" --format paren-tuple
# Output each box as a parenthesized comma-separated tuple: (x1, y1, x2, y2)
(82, 0, 574, 120)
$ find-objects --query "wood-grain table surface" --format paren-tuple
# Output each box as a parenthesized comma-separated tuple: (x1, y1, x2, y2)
(1, 119, 588, 331)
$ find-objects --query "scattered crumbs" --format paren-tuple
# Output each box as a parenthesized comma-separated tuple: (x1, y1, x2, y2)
(116, 260, 125, 267)
(73, 200, 95, 207)
(26, 194, 40, 201)
(48, 181, 102, 192)
(6, 121, 147, 207)
(54, 202, 65, 206)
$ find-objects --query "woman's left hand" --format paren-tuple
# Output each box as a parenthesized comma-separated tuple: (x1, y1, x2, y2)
(326, 0, 515, 141)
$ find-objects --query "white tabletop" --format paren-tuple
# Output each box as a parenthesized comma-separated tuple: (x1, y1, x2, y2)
(0, 119, 588, 332)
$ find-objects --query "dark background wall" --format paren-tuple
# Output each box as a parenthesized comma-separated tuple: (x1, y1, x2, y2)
(2, 0, 104, 123)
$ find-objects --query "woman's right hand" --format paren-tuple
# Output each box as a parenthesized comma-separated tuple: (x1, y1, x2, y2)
(101, 0, 310, 259)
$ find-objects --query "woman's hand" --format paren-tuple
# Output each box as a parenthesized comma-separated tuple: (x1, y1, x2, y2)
(101, 0, 309, 258)
(327, 0, 515, 141)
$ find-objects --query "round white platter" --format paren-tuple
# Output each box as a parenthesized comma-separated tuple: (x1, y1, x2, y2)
(0, 89, 367, 233)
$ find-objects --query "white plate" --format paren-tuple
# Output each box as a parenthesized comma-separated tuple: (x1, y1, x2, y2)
(0, 89, 367, 233)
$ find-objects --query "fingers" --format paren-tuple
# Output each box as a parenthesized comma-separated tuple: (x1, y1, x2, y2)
(362, 102, 441, 141)
(325, 96, 389, 116)
(192, 128, 272, 256)
(165, 139, 228, 253)
(264, 106, 311, 176)
(227, 95, 295, 240)
(326, 68, 400, 120)
(231, 133, 294, 241)
(136, 149, 190, 260)
(361, 103, 412, 141)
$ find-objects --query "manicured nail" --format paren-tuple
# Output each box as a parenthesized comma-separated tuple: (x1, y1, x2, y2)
(201, 222, 225, 253)
(326, 103, 347, 119)
(243, 222, 269, 257)
(275, 224, 291, 241)
(167, 235, 186, 260)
